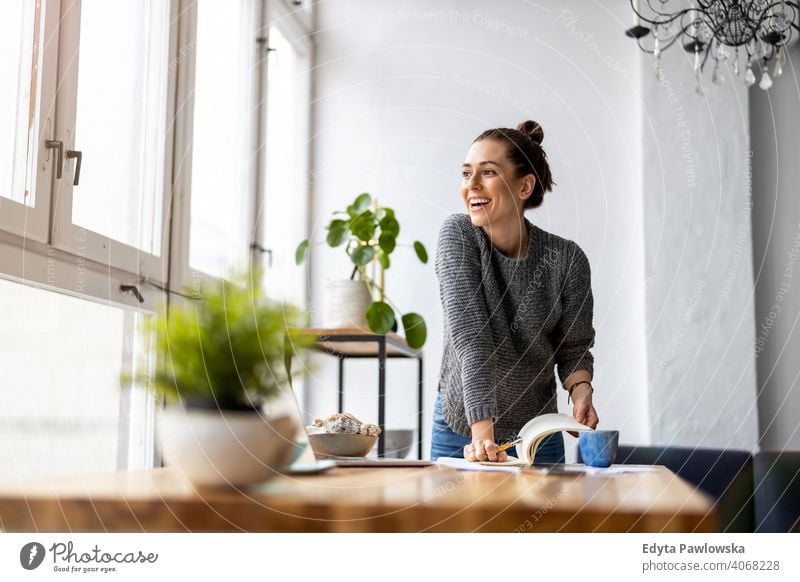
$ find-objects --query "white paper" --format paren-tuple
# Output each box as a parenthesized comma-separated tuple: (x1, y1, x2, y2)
(436, 457, 522, 474)
(530, 464, 660, 476)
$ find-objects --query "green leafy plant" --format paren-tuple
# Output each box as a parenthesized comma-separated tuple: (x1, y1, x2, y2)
(295, 192, 428, 349)
(129, 270, 315, 409)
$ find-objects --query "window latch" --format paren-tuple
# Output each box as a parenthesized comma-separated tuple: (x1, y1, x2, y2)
(120, 284, 145, 304)
(255, 37, 276, 52)
(45, 140, 63, 179)
(250, 243, 273, 267)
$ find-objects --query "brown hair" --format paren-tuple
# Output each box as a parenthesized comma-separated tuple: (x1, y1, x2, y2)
(473, 120, 555, 209)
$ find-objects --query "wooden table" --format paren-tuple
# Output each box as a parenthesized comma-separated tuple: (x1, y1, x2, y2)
(291, 327, 424, 458)
(0, 465, 716, 533)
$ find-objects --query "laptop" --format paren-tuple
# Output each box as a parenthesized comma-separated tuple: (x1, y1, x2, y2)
(278, 385, 433, 471)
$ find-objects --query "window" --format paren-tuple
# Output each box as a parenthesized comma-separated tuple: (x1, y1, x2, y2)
(0, 0, 56, 241)
(0, 0, 313, 477)
(188, 0, 260, 279)
(0, 0, 174, 298)
(68, 0, 170, 256)
(261, 24, 311, 306)
(50, 0, 173, 279)
(0, 0, 37, 207)
(0, 277, 153, 478)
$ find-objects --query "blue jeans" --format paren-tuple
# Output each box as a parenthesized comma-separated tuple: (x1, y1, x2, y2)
(430, 392, 565, 464)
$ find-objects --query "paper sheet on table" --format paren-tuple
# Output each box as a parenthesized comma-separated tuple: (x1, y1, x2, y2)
(436, 457, 523, 474)
(529, 464, 661, 476)
(438, 458, 661, 476)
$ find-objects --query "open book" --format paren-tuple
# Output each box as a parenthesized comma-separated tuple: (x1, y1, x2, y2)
(437, 413, 592, 471)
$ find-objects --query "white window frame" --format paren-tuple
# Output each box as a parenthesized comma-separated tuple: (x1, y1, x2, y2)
(49, 0, 178, 286)
(258, 10, 313, 307)
(1, 0, 314, 305)
(0, 0, 59, 243)
(0, 0, 181, 311)
(276, 0, 313, 34)
(0, 0, 315, 472)
(169, 0, 268, 293)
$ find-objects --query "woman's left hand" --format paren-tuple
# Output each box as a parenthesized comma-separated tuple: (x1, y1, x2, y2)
(571, 383, 599, 430)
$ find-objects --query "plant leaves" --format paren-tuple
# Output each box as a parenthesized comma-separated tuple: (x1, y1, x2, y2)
(380, 215, 399, 237)
(377, 249, 390, 270)
(350, 210, 376, 241)
(401, 312, 427, 349)
(138, 268, 315, 408)
(375, 207, 394, 222)
(295, 239, 310, 265)
(366, 301, 395, 334)
(347, 193, 372, 217)
(353, 192, 372, 213)
(413, 241, 428, 263)
(326, 220, 349, 247)
(350, 244, 376, 265)
(378, 232, 396, 254)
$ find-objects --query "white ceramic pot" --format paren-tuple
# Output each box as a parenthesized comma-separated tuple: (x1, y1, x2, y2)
(322, 279, 372, 330)
(157, 408, 296, 487)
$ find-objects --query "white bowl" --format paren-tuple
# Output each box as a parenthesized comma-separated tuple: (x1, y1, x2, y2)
(307, 432, 377, 458)
(158, 408, 296, 487)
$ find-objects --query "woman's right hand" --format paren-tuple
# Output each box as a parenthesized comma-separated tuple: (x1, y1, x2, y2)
(464, 439, 509, 462)
(466, 418, 508, 462)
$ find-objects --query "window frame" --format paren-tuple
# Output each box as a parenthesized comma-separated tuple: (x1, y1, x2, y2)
(0, 0, 315, 473)
(169, 0, 269, 292)
(48, 0, 179, 285)
(275, 0, 313, 34)
(259, 15, 313, 307)
(0, 0, 60, 243)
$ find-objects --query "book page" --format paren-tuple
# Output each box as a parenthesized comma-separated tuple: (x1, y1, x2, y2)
(436, 457, 524, 473)
(477, 455, 525, 467)
(515, 413, 592, 464)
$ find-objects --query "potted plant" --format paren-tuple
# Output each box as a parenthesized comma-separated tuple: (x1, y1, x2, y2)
(295, 193, 429, 349)
(127, 270, 315, 487)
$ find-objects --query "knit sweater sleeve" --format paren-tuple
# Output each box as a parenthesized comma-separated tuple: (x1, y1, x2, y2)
(435, 215, 497, 426)
(553, 242, 596, 386)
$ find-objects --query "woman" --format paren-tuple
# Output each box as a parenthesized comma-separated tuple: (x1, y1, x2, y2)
(431, 120, 599, 464)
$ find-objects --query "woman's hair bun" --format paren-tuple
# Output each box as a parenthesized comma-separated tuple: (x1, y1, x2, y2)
(516, 120, 544, 145)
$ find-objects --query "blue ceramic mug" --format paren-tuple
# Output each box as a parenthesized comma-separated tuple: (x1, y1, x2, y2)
(579, 430, 619, 468)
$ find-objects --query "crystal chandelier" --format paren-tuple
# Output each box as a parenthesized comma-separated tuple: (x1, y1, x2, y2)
(625, 1, 798, 93)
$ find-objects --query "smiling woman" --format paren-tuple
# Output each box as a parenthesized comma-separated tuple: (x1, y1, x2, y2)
(460, 121, 553, 255)
(432, 120, 599, 464)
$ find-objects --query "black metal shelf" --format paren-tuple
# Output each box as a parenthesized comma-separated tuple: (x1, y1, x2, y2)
(294, 328, 424, 458)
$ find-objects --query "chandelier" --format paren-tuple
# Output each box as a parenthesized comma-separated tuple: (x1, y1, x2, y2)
(625, 1, 799, 93)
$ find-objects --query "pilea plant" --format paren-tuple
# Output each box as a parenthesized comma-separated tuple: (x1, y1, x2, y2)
(295, 192, 428, 349)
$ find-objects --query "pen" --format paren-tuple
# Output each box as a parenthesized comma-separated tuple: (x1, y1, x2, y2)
(495, 437, 522, 455)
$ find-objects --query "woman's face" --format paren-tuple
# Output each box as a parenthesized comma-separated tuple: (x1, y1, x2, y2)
(460, 139, 533, 228)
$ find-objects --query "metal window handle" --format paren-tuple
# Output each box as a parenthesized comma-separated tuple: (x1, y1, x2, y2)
(250, 243, 273, 267)
(120, 284, 144, 304)
(45, 140, 63, 179)
(66, 150, 82, 186)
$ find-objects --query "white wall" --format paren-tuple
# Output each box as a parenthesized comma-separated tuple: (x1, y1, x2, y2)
(750, 40, 800, 451)
(640, 32, 759, 448)
(306, 0, 649, 456)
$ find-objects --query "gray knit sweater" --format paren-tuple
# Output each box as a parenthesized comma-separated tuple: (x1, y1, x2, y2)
(435, 213, 595, 440)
